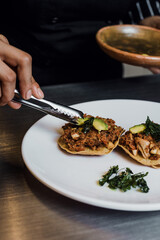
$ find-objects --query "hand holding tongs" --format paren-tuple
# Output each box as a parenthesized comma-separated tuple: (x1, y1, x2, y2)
(13, 89, 84, 124)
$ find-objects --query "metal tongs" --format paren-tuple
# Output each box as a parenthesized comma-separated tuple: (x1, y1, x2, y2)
(13, 89, 84, 124)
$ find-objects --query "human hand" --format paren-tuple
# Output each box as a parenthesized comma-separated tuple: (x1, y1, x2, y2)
(147, 67, 160, 74)
(140, 16, 160, 29)
(0, 34, 44, 109)
(140, 16, 160, 74)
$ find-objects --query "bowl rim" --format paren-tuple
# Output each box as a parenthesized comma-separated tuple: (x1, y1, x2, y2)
(96, 24, 160, 60)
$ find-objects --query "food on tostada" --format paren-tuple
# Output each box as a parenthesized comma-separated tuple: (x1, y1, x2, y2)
(119, 117, 160, 168)
(58, 115, 124, 155)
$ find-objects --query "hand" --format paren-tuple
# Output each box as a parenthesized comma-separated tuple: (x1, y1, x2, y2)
(140, 16, 160, 74)
(0, 34, 44, 109)
(140, 16, 160, 29)
(147, 67, 160, 74)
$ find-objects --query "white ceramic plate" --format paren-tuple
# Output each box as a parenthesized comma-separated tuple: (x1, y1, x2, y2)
(22, 99, 160, 211)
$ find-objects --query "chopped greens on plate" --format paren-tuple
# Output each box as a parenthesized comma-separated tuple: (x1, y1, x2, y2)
(99, 165, 149, 193)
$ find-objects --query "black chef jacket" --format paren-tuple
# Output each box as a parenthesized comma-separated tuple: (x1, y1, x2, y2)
(0, 0, 154, 85)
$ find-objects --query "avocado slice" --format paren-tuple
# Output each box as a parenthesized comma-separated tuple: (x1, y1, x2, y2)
(77, 117, 89, 125)
(129, 124, 146, 134)
(93, 118, 108, 131)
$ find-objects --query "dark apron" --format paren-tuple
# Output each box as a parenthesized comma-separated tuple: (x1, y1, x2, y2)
(0, 0, 136, 85)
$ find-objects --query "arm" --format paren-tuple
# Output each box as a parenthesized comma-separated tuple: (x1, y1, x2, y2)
(0, 35, 44, 109)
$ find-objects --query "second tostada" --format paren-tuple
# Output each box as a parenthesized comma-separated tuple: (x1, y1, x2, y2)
(119, 117, 160, 168)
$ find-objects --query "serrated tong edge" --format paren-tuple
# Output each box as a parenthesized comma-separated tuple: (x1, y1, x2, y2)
(13, 89, 84, 124)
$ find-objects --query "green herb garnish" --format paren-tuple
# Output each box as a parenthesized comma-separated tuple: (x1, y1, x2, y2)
(144, 116, 160, 142)
(82, 117, 94, 133)
(99, 165, 149, 193)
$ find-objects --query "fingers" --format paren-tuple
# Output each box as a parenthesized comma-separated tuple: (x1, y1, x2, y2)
(8, 101, 21, 109)
(2, 44, 33, 99)
(0, 59, 16, 106)
(0, 34, 9, 44)
(7, 79, 44, 110)
(0, 41, 43, 98)
(140, 16, 160, 29)
(0, 60, 21, 109)
(0, 41, 33, 100)
(16, 52, 33, 99)
(0, 39, 44, 109)
(31, 78, 44, 99)
(148, 67, 160, 74)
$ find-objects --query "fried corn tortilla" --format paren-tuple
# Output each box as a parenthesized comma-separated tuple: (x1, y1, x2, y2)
(58, 135, 121, 155)
(119, 122, 160, 168)
(58, 116, 124, 156)
(119, 143, 160, 168)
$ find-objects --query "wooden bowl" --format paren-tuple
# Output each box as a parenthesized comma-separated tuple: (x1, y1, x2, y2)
(96, 25, 160, 67)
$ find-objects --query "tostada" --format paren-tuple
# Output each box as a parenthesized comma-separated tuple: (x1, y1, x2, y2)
(119, 117, 160, 168)
(58, 115, 124, 155)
